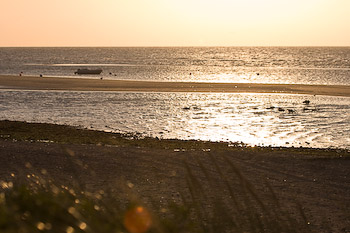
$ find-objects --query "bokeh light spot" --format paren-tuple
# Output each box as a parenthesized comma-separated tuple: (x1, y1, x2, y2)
(124, 206, 152, 233)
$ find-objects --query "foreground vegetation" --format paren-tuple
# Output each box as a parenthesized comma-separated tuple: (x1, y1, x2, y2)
(0, 157, 311, 233)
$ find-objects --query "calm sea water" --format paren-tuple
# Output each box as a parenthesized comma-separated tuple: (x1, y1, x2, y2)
(1, 47, 350, 85)
(0, 90, 349, 149)
(0, 47, 349, 149)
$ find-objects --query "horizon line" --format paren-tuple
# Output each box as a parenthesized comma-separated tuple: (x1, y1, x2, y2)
(1, 45, 350, 48)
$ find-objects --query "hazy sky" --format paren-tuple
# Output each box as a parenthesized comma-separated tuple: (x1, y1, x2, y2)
(1, 0, 349, 46)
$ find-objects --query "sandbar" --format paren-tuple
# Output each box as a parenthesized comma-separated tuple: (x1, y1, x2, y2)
(0, 75, 349, 97)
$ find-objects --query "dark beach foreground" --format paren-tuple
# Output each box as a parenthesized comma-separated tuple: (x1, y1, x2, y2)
(0, 120, 349, 232)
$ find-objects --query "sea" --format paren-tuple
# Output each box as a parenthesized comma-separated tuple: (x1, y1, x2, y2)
(0, 47, 349, 149)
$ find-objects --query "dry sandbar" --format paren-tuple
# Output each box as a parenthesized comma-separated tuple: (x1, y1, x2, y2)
(0, 75, 349, 97)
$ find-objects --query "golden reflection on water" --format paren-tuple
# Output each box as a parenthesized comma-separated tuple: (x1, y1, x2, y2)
(1, 90, 349, 148)
(168, 93, 348, 148)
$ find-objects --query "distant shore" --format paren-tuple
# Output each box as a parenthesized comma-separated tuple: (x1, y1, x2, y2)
(1, 75, 349, 97)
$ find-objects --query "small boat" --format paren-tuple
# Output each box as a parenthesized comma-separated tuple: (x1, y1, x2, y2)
(303, 100, 310, 105)
(74, 68, 102, 75)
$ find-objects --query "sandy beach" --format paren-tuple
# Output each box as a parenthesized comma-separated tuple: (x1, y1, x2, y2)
(1, 139, 349, 232)
(0, 121, 349, 232)
(1, 75, 349, 97)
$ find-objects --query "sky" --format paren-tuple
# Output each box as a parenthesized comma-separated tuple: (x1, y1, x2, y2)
(1, 0, 349, 47)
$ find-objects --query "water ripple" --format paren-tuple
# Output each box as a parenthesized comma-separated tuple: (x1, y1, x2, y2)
(0, 90, 349, 149)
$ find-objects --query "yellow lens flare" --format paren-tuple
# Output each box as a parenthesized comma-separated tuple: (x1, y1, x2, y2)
(123, 206, 152, 233)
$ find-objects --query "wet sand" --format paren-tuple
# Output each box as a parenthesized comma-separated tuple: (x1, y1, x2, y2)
(1, 75, 349, 97)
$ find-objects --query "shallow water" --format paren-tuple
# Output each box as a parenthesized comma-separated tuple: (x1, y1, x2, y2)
(1, 47, 349, 149)
(0, 90, 349, 149)
(1, 47, 350, 85)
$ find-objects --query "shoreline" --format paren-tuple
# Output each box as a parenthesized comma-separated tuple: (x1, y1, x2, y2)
(1, 75, 350, 97)
(1, 120, 350, 153)
(0, 120, 349, 232)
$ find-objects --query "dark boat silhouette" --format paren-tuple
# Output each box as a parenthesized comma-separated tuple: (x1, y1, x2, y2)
(74, 69, 102, 75)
